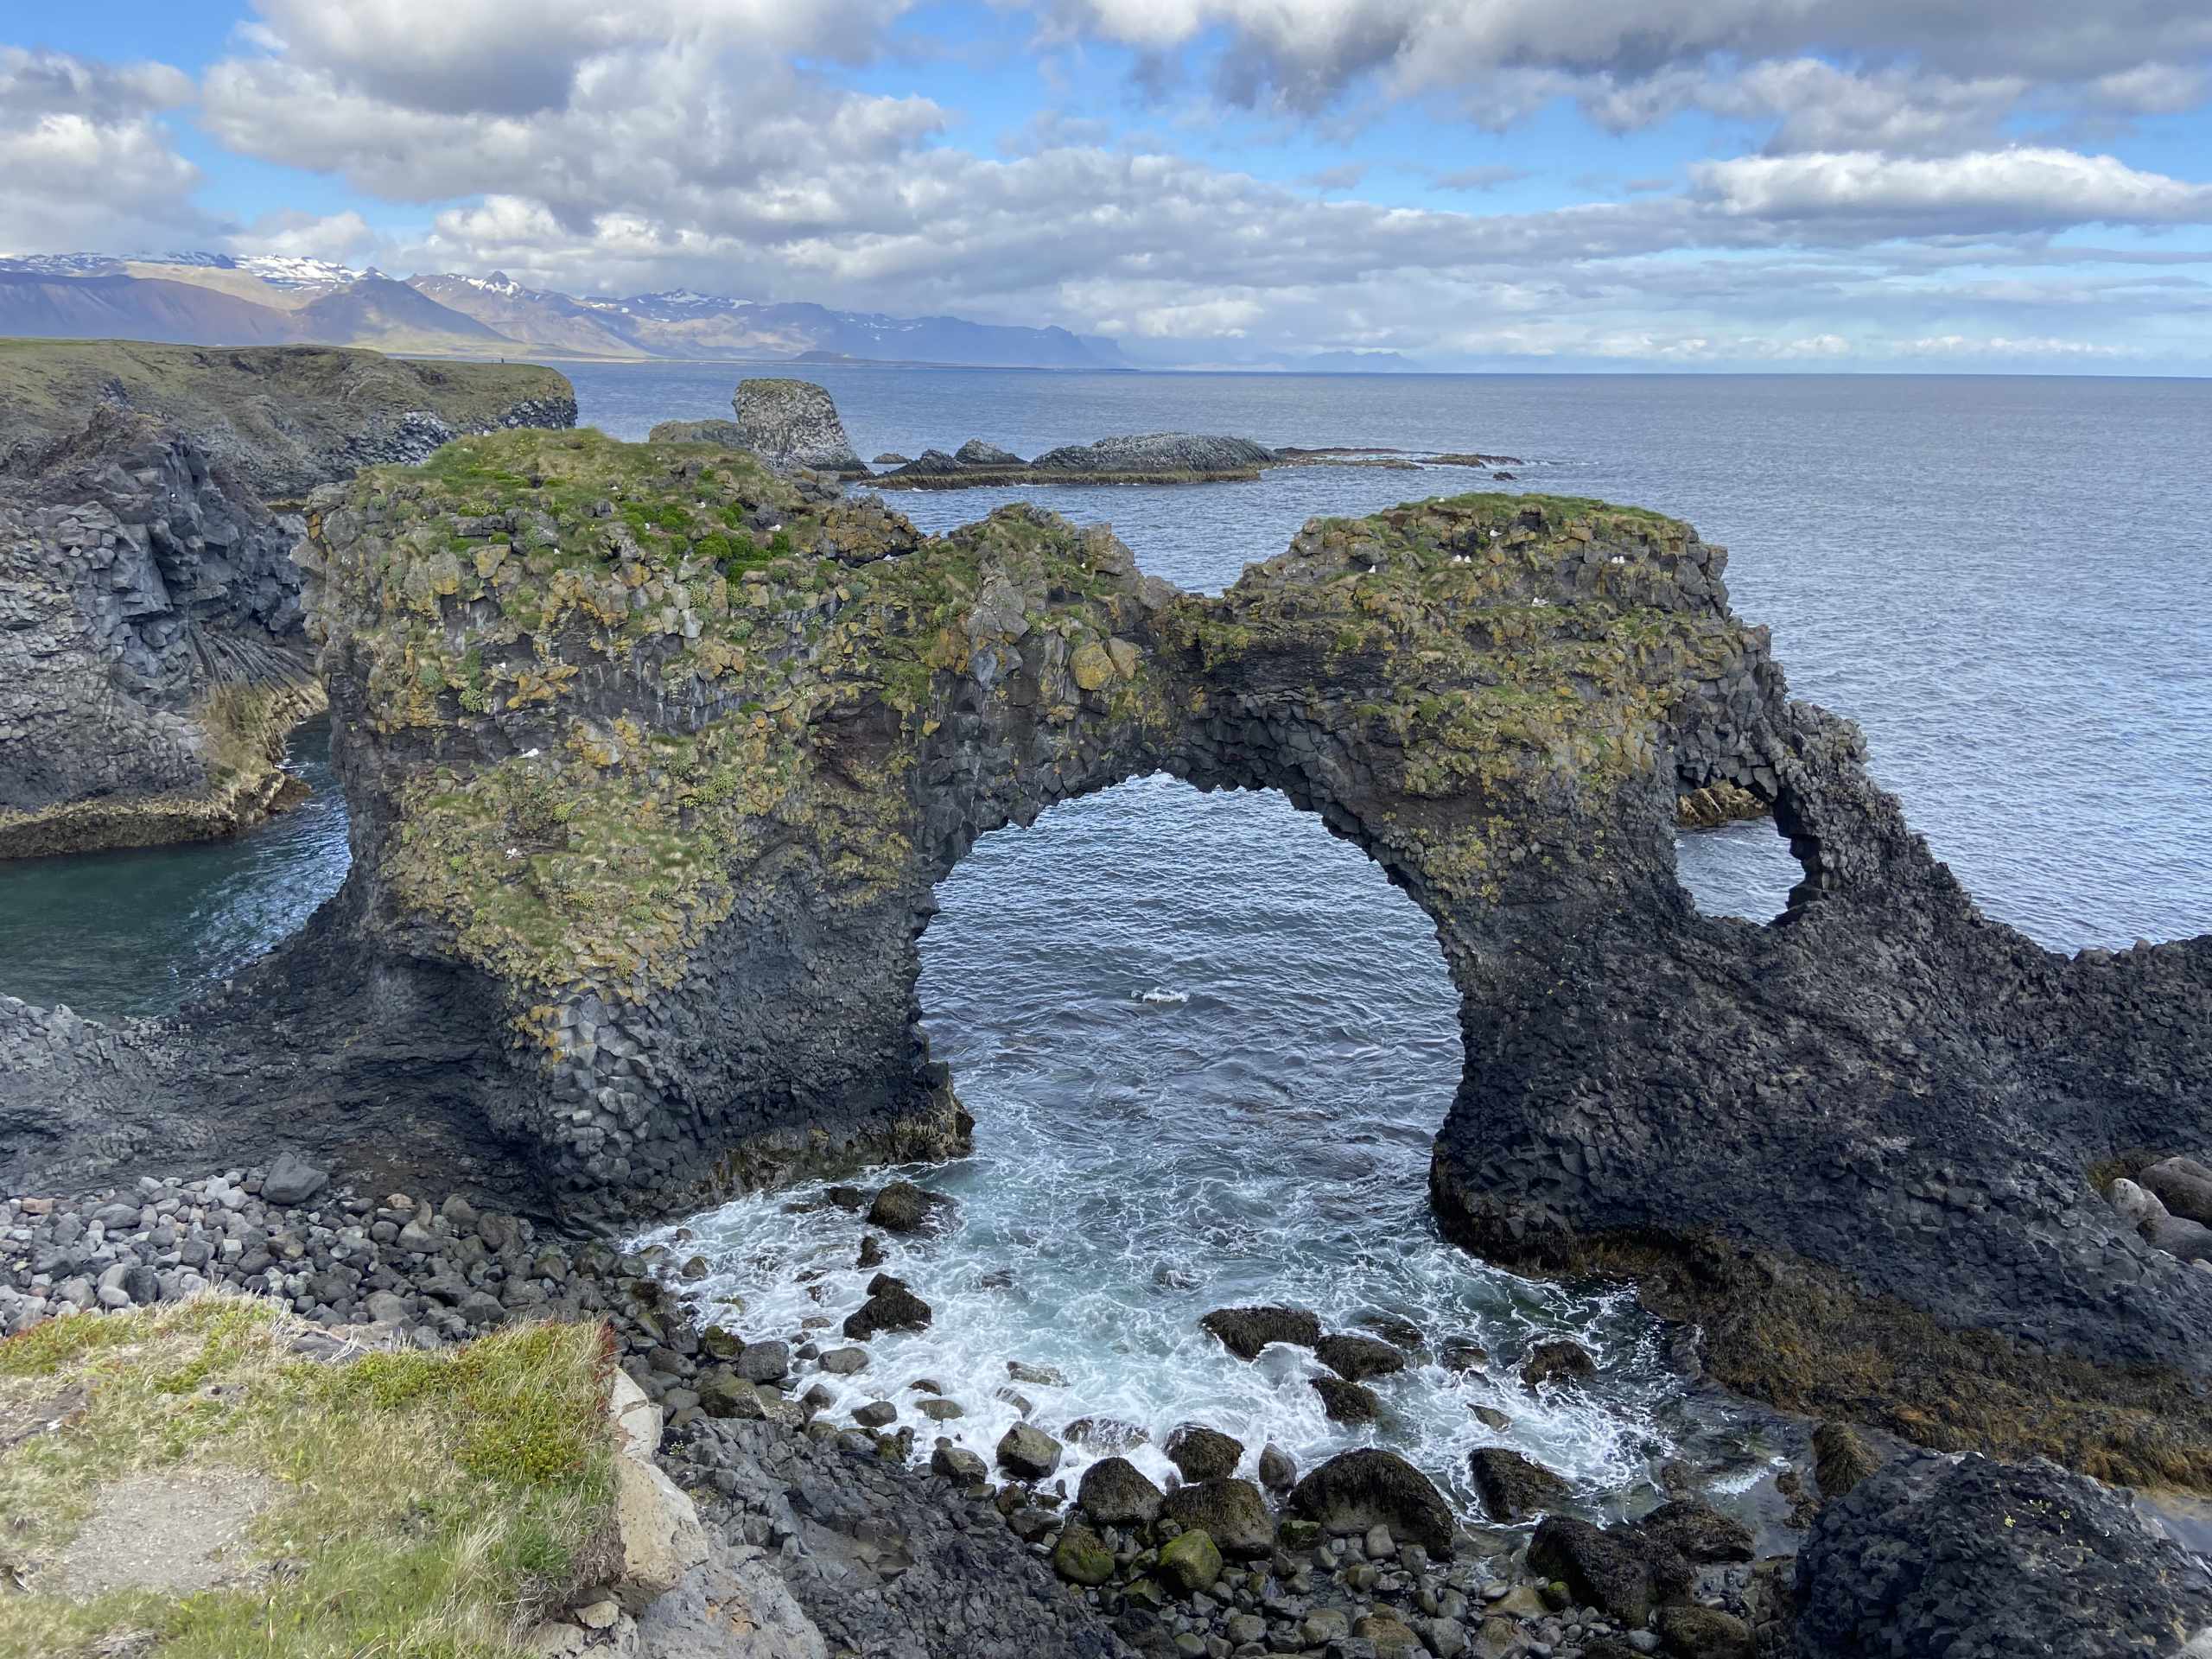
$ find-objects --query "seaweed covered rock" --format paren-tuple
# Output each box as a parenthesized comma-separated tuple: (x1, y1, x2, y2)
(1289, 1450, 1455, 1554)
(1795, 1451, 2212, 1657)
(1468, 1446, 1571, 1522)
(1200, 1305, 1321, 1360)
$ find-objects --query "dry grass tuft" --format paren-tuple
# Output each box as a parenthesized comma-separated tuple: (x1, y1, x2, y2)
(0, 1293, 615, 1659)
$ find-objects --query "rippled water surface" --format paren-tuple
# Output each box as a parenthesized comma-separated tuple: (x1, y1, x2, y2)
(3, 369, 2205, 1529)
(0, 718, 348, 1015)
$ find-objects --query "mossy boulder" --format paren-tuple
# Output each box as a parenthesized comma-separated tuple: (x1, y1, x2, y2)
(1156, 1527, 1223, 1595)
(1051, 1522, 1116, 1586)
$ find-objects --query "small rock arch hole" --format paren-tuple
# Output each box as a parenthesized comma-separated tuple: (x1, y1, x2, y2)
(1675, 810, 1810, 924)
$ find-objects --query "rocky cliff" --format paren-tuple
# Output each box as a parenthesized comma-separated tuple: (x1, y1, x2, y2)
(3, 423, 2209, 1502)
(0, 341, 577, 857)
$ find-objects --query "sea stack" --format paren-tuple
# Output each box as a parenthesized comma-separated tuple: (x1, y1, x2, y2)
(732, 378, 868, 476)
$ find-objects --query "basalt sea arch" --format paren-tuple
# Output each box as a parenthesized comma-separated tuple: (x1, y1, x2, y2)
(3, 427, 2209, 1486)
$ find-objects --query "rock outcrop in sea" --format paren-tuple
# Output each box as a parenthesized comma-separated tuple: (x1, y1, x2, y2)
(731, 377, 868, 476)
(875, 430, 1275, 487)
(0, 341, 576, 858)
(3, 385, 2209, 1648)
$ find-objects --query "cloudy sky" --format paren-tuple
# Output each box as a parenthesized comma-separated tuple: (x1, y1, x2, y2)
(6, 1, 2211, 369)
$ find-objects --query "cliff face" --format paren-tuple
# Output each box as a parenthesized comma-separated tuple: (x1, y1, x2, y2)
(0, 341, 578, 858)
(4, 424, 2209, 1493)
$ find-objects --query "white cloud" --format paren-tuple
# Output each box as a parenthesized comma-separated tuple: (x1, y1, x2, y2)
(0, 49, 206, 252)
(245, 0, 917, 114)
(1039, 0, 2212, 105)
(1696, 147, 2212, 232)
(227, 208, 380, 262)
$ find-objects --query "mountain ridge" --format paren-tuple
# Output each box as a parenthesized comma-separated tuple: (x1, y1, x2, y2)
(0, 251, 1137, 371)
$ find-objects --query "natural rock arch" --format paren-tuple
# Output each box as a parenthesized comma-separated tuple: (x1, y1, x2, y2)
(4, 426, 2209, 1487)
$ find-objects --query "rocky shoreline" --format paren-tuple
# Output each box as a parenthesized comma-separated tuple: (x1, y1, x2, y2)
(8, 1161, 2206, 1657)
(4, 374, 2210, 1653)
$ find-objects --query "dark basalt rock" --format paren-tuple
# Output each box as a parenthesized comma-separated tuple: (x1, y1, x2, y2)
(5, 396, 2209, 1505)
(1795, 1451, 2212, 1658)
(1199, 1305, 1321, 1360)
(1029, 433, 1273, 474)
(1288, 1449, 1455, 1555)
(1519, 1340, 1596, 1390)
(1078, 1455, 1164, 1526)
(865, 1179, 946, 1234)
(1164, 1424, 1243, 1482)
(1527, 1515, 1694, 1627)
(878, 430, 1272, 487)
(1160, 1478, 1275, 1558)
(1468, 1446, 1571, 1522)
(1310, 1376, 1383, 1424)
(1634, 1497, 1752, 1564)
(842, 1282, 931, 1340)
(1315, 1332, 1408, 1382)
(0, 346, 574, 859)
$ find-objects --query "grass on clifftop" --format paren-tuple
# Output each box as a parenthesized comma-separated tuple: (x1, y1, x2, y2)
(0, 1295, 615, 1659)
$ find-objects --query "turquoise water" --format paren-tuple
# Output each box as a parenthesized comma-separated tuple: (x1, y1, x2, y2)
(0, 717, 347, 1017)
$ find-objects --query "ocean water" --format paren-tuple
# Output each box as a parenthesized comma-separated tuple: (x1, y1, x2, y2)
(0, 718, 347, 1016)
(4, 369, 2207, 1531)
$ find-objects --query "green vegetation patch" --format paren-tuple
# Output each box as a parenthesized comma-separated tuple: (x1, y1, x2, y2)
(321, 434, 1173, 1027)
(0, 1295, 615, 1659)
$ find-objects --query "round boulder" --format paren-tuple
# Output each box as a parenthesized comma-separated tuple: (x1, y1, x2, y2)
(1520, 1339, 1597, 1391)
(1316, 1332, 1408, 1382)
(1161, 1478, 1274, 1559)
(1287, 1449, 1455, 1555)
(996, 1422, 1063, 1480)
(1166, 1423, 1243, 1482)
(1079, 1455, 1165, 1526)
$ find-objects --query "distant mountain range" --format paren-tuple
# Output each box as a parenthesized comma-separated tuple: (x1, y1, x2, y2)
(0, 252, 1132, 371)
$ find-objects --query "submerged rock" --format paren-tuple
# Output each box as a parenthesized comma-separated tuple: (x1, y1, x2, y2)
(1199, 1305, 1321, 1360)
(1311, 1376, 1383, 1424)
